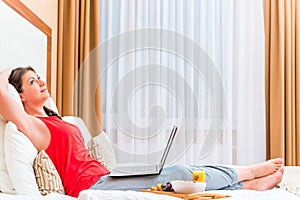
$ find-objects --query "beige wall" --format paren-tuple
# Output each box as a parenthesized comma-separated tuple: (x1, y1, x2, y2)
(21, 0, 58, 99)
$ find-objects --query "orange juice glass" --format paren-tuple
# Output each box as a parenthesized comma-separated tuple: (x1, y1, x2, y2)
(192, 171, 206, 182)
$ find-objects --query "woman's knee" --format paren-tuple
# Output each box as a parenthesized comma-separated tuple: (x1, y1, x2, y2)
(162, 164, 192, 180)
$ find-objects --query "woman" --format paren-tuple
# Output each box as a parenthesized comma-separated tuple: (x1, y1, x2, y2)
(0, 66, 284, 198)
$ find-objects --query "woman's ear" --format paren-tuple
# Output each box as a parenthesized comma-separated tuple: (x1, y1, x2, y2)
(19, 93, 25, 102)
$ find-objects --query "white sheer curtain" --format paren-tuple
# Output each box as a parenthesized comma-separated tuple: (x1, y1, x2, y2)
(99, 0, 266, 166)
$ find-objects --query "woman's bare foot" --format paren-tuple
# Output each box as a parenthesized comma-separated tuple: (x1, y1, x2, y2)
(234, 158, 284, 181)
(249, 158, 284, 179)
(243, 167, 284, 191)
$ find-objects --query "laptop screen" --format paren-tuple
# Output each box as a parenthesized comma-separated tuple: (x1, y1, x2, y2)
(159, 126, 177, 167)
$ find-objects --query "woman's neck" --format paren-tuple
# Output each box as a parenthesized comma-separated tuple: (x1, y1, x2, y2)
(23, 104, 48, 117)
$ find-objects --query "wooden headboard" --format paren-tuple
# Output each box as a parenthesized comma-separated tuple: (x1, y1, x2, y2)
(2, 0, 52, 92)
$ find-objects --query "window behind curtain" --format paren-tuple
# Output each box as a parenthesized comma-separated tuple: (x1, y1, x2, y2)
(99, 0, 266, 166)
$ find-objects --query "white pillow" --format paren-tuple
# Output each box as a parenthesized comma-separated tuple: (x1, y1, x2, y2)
(4, 121, 41, 196)
(0, 119, 15, 194)
(62, 116, 91, 146)
(0, 84, 23, 194)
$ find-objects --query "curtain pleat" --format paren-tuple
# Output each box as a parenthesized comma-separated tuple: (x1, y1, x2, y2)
(56, 0, 102, 135)
(57, 0, 78, 116)
(265, 0, 300, 166)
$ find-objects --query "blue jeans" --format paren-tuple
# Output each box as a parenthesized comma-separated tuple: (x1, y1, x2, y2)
(90, 164, 244, 191)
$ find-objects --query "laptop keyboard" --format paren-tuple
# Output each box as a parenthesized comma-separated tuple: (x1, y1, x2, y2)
(116, 164, 160, 173)
(133, 165, 159, 172)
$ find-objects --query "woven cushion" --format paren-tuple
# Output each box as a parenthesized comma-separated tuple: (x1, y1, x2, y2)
(87, 131, 116, 171)
(278, 166, 300, 197)
(33, 150, 65, 195)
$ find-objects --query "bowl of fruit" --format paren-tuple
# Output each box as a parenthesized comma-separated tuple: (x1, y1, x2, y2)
(151, 182, 174, 192)
(171, 180, 206, 194)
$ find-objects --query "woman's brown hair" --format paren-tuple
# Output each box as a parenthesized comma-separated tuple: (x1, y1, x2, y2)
(8, 66, 61, 119)
(9, 66, 35, 93)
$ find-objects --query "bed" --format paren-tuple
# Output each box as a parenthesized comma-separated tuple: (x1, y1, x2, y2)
(0, 85, 299, 200)
(0, 182, 299, 200)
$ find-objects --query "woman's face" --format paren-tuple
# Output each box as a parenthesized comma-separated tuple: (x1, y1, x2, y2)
(19, 70, 50, 105)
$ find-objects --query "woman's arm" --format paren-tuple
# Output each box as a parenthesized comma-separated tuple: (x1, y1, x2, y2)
(0, 68, 50, 151)
(0, 68, 28, 124)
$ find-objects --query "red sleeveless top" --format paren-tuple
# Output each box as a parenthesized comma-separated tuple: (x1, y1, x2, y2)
(38, 116, 109, 197)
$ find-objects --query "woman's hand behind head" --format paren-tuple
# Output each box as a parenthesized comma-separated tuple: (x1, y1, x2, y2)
(0, 67, 14, 86)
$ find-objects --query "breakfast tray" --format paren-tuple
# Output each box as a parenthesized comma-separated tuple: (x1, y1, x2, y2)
(140, 190, 231, 199)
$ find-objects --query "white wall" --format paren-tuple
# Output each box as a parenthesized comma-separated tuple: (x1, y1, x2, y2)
(0, 1, 47, 78)
(0, 1, 58, 97)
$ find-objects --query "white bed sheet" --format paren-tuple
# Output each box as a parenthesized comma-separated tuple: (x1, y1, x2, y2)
(0, 193, 74, 200)
(0, 188, 299, 200)
(1, 166, 299, 200)
(77, 189, 300, 200)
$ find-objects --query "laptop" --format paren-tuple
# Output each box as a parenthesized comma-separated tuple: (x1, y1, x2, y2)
(109, 126, 178, 177)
